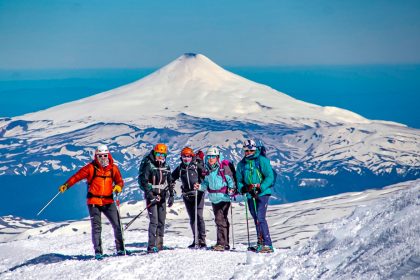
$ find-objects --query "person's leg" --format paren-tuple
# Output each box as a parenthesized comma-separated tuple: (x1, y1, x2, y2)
(197, 191, 206, 245)
(212, 202, 229, 247)
(88, 205, 103, 255)
(102, 203, 124, 252)
(256, 195, 272, 246)
(221, 201, 231, 248)
(248, 197, 262, 245)
(147, 203, 158, 251)
(156, 200, 167, 250)
(183, 196, 196, 240)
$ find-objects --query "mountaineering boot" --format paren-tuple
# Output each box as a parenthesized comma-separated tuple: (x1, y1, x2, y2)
(188, 242, 196, 249)
(199, 240, 207, 249)
(117, 249, 133, 256)
(257, 245, 274, 253)
(211, 244, 225, 251)
(147, 246, 159, 254)
(95, 253, 104, 260)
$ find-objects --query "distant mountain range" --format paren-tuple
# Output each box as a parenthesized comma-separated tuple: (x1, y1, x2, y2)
(1, 53, 419, 219)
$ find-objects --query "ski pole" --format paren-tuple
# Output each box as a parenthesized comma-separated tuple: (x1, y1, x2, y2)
(243, 195, 251, 249)
(194, 189, 199, 248)
(115, 193, 126, 255)
(230, 196, 236, 250)
(124, 199, 155, 230)
(37, 191, 61, 216)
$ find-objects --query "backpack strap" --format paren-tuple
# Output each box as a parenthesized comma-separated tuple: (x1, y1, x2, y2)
(88, 162, 114, 186)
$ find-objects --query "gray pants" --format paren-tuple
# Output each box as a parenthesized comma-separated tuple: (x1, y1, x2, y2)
(88, 203, 124, 255)
(147, 198, 167, 250)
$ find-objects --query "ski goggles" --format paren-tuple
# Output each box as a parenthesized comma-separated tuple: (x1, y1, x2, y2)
(207, 155, 218, 159)
(182, 155, 193, 160)
(154, 152, 167, 157)
(97, 154, 108, 158)
(244, 149, 256, 153)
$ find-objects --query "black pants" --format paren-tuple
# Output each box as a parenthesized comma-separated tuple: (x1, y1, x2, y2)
(88, 203, 124, 255)
(212, 201, 230, 247)
(183, 191, 206, 243)
(147, 198, 167, 250)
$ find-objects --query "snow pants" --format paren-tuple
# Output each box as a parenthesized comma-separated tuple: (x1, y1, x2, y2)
(88, 203, 124, 255)
(212, 201, 230, 247)
(183, 191, 206, 243)
(147, 198, 167, 250)
(248, 195, 272, 246)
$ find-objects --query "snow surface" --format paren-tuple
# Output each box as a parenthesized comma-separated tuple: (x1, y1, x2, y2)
(1, 180, 418, 279)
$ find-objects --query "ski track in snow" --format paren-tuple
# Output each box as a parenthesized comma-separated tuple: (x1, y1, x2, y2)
(1, 180, 419, 279)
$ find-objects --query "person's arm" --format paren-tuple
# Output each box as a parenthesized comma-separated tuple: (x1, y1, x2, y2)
(171, 166, 180, 182)
(200, 175, 209, 191)
(259, 157, 274, 192)
(138, 161, 152, 192)
(166, 166, 174, 196)
(113, 165, 124, 187)
(235, 162, 245, 193)
(226, 174, 234, 190)
(65, 164, 91, 188)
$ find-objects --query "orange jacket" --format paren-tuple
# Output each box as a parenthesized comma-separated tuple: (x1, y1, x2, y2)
(65, 153, 124, 205)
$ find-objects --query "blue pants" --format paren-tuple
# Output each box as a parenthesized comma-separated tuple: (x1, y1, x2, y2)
(248, 195, 272, 246)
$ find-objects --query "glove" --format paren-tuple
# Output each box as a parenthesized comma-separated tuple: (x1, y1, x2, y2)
(240, 186, 249, 194)
(249, 184, 261, 198)
(193, 183, 200, 190)
(113, 185, 122, 193)
(145, 191, 156, 202)
(59, 184, 68, 193)
(167, 196, 174, 208)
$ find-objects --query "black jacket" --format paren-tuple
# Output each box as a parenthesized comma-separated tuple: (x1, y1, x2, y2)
(172, 159, 205, 193)
(138, 151, 173, 196)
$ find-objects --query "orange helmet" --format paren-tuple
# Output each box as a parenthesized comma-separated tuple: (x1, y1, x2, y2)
(154, 143, 168, 154)
(181, 147, 194, 157)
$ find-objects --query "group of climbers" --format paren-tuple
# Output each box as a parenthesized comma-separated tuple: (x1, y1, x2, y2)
(58, 139, 275, 259)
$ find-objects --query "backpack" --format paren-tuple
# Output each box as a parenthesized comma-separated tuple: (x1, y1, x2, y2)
(218, 159, 237, 189)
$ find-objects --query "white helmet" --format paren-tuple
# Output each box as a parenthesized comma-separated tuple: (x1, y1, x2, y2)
(96, 144, 109, 155)
(206, 146, 220, 156)
(243, 139, 257, 151)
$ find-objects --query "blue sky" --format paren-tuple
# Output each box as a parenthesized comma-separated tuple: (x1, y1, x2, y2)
(1, 0, 419, 68)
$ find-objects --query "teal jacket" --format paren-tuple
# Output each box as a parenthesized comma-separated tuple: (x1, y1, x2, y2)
(236, 149, 274, 199)
(201, 155, 234, 204)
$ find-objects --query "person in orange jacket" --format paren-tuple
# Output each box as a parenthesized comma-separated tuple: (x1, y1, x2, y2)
(58, 144, 125, 260)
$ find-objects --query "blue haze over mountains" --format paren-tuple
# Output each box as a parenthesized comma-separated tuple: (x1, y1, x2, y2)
(0, 64, 419, 221)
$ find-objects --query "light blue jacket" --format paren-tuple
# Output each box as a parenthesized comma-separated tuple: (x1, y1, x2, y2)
(201, 155, 234, 204)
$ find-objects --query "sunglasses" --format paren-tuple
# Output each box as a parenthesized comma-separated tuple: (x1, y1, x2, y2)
(182, 155, 192, 159)
(244, 150, 255, 153)
(207, 155, 217, 159)
(155, 152, 167, 157)
(97, 154, 108, 158)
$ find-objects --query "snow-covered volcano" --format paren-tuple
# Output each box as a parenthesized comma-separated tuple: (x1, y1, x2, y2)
(15, 53, 367, 128)
(0, 53, 419, 220)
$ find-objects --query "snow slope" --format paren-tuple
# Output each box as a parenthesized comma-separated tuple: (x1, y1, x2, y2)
(1, 180, 418, 279)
